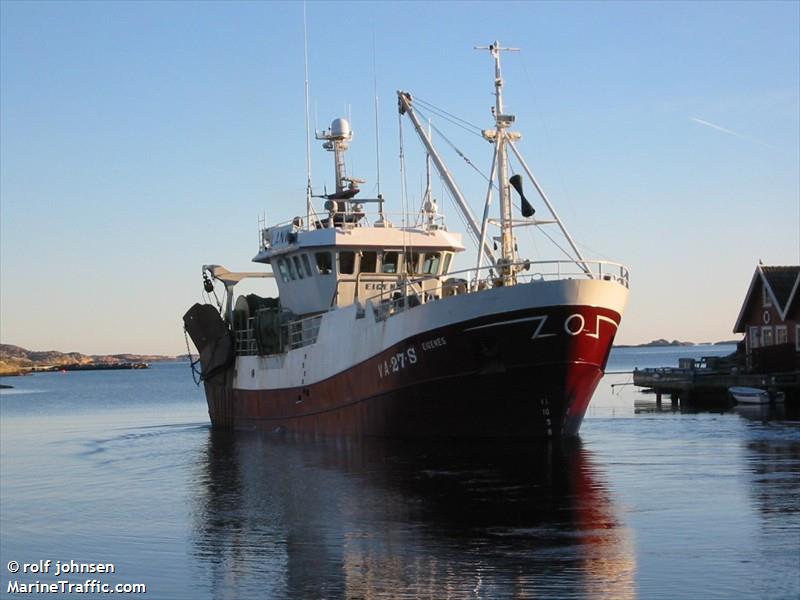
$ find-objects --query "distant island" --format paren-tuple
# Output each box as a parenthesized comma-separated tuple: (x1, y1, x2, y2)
(1, 338, 742, 377)
(0, 344, 185, 377)
(615, 338, 741, 349)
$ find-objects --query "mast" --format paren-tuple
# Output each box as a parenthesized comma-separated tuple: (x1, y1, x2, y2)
(476, 42, 593, 280)
(303, 3, 314, 230)
(475, 41, 519, 284)
(316, 118, 356, 198)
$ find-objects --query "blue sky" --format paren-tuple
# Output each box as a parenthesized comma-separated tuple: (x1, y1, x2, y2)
(1, 1, 798, 354)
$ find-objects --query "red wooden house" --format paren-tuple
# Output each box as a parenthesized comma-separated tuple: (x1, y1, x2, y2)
(733, 265, 800, 372)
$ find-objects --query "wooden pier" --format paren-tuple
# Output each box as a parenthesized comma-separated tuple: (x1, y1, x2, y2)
(633, 356, 799, 405)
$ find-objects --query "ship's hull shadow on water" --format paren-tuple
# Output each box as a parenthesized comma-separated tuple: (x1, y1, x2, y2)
(190, 428, 636, 599)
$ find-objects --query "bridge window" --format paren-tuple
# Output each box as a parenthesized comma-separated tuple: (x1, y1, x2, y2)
(292, 256, 305, 279)
(404, 252, 421, 274)
(442, 252, 453, 274)
(315, 252, 333, 275)
(360, 251, 378, 273)
(287, 257, 299, 280)
(276, 259, 290, 283)
(382, 251, 399, 274)
(339, 251, 355, 275)
(422, 252, 441, 275)
(301, 254, 313, 277)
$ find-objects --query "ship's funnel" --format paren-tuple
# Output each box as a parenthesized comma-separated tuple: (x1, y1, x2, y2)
(510, 174, 535, 218)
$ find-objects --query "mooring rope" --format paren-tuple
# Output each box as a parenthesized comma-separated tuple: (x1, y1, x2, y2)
(183, 327, 202, 386)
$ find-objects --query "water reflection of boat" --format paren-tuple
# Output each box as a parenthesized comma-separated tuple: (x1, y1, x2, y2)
(741, 434, 800, 598)
(191, 431, 635, 599)
(734, 403, 788, 423)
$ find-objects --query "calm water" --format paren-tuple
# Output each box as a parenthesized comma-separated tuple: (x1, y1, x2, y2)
(1, 346, 798, 599)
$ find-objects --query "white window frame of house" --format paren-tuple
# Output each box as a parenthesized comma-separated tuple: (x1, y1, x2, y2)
(749, 326, 760, 350)
(762, 285, 772, 307)
(761, 326, 774, 347)
(775, 325, 788, 346)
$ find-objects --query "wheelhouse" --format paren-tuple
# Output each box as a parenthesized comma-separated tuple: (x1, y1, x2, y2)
(253, 218, 464, 315)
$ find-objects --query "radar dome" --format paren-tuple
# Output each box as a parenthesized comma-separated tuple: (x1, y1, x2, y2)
(330, 118, 352, 139)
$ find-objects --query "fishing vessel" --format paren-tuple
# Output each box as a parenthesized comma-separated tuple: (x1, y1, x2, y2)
(184, 43, 630, 437)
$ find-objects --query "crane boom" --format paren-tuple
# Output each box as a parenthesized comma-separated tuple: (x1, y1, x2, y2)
(397, 91, 495, 267)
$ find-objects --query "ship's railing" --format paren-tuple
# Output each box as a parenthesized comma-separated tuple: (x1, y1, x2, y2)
(512, 260, 630, 287)
(365, 259, 629, 321)
(258, 211, 447, 251)
(233, 313, 323, 356)
(235, 317, 259, 356)
(316, 210, 446, 231)
(235, 259, 628, 353)
(283, 314, 323, 351)
(264, 211, 446, 231)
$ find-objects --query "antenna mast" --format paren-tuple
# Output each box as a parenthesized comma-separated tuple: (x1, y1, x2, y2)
(303, 3, 315, 230)
(475, 41, 519, 284)
(372, 31, 385, 221)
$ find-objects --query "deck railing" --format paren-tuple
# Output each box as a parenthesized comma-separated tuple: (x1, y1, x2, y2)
(234, 259, 629, 355)
(234, 312, 323, 357)
(259, 211, 448, 251)
(284, 314, 323, 351)
(364, 259, 629, 321)
(234, 317, 258, 356)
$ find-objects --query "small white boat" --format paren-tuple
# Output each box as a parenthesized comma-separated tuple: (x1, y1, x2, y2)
(729, 386, 784, 405)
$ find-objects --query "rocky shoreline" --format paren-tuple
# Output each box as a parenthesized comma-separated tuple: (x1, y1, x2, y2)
(615, 338, 740, 349)
(0, 344, 185, 377)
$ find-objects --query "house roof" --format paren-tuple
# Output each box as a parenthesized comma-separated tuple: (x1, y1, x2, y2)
(733, 265, 800, 333)
(761, 266, 800, 311)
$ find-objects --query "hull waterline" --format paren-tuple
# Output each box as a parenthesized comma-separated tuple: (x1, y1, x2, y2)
(202, 303, 620, 438)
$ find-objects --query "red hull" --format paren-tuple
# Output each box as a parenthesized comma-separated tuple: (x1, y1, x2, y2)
(204, 305, 620, 438)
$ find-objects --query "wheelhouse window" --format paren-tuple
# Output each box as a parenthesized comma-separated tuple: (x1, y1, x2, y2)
(404, 251, 421, 274)
(287, 257, 299, 280)
(422, 252, 441, 275)
(382, 251, 399, 274)
(301, 254, 313, 277)
(276, 258, 290, 283)
(315, 251, 333, 275)
(339, 251, 355, 275)
(442, 252, 453, 274)
(292, 255, 305, 279)
(360, 251, 378, 273)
